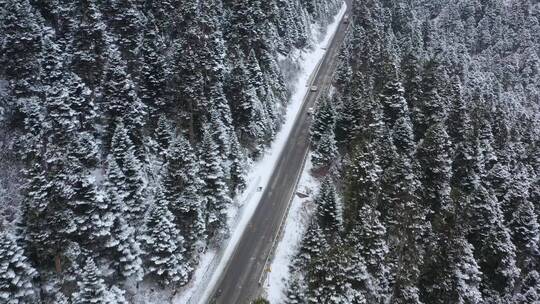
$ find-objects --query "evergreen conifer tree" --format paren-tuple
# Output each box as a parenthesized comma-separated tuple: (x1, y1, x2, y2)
(380, 80, 409, 130)
(102, 48, 146, 137)
(163, 135, 205, 254)
(342, 141, 382, 229)
(144, 193, 189, 286)
(315, 177, 341, 238)
(139, 29, 169, 118)
(110, 121, 146, 222)
(466, 184, 519, 301)
(71, 0, 109, 89)
(229, 133, 247, 194)
(72, 257, 107, 304)
(310, 95, 336, 146)
(0, 0, 43, 90)
(199, 127, 232, 242)
(0, 232, 37, 304)
(312, 128, 338, 169)
(417, 122, 453, 220)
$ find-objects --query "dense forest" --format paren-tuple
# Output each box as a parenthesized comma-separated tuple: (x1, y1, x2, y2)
(288, 0, 540, 303)
(0, 0, 341, 302)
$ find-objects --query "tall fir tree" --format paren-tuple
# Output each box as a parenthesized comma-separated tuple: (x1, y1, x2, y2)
(315, 177, 341, 239)
(0, 231, 37, 304)
(312, 128, 338, 170)
(72, 257, 107, 304)
(71, 0, 109, 89)
(101, 47, 146, 140)
(310, 95, 337, 147)
(466, 184, 519, 302)
(110, 121, 146, 223)
(138, 29, 169, 119)
(162, 135, 205, 256)
(199, 127, 232, 242)
(144, 192, 190, 286)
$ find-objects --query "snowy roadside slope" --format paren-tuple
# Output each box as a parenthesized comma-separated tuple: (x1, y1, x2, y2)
(173, 3, 347, 304)
(265, 158, 320, 303)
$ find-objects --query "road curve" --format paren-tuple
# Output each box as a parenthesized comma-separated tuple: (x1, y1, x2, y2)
(208, 2, 352, 303)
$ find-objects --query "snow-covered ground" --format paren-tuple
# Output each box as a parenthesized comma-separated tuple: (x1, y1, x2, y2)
(264, 157, 320, 303)
(172, 3, 347, 304)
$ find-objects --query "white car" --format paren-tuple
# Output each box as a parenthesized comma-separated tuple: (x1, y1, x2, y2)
(310, 86, 318, 92)
(307, 107, 314, 115)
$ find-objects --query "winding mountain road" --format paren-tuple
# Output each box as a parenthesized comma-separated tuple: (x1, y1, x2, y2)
(208, 2, 353, 303)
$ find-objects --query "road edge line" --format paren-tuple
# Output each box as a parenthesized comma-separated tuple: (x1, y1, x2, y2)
(257, 146, 310, 287)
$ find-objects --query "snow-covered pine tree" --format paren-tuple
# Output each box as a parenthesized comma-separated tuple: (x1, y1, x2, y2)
(72, 257, 107, 304)
(284, 277, 308, 304)
(315, 177, 341, 239)
(143, 192, 190, 286)
(350, 204, 390, 303)
(296, 219, 329, 270)
(246, 49, 266, 103)
(509, 198, 540, 271)
(229, 133, 247, 194)
(199, 126, 232, 242)
(163, 134, 205, 255)
(379, 78, 409, 130)
(53, 292, 69, 304)
(390, 239, 424, 304)
(103, 0, 144, 66)
(472, 106, 497, 173)
(341, 245, 372, 304)
(104, 285, 128, 304)
(312, 128, 338, 170)
(225, 51, 269, 154)
(71, 0, 109, 89)
(306, 246, 350, 303)
(147, 0, 183, 34)
(208, 106, 232, 163)
(110, 121, 146, 223)
(101, 47, 146, 139)
(446, 76, 467, 146)
(310, 95, 336, 147)
(450, 234, 484, 304)
(153, 116, 174, 159)
(381, 151, 427, 304)
(246, 49, 275, 140)
(466, 184, 519, 302)
(0, 231, 37, 304)
(104, 164, 143, 283)
(225, 0, 263, 52)
(417, 122, 453, 220)
(298, 220, 330, 303)
(108, 215, 143, 281)
(452, 141, 480, 197)
(418, 59, 449, 131)
(0, 0, 43, 91)
(514, 270, 540, 304)
(419, 195, 482, 304)
(22, 161, 58, 261)
(139, 29, 169, 119)
(401, 50, 424, 140)
(391, 115, 416, 159)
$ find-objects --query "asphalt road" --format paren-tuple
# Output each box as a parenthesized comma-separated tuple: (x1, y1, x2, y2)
(208, 3, 352, 303)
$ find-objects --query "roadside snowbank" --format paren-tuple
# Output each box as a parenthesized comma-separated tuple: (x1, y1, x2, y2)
(264, 158, 320, 303)
(173, 3, 347, 304)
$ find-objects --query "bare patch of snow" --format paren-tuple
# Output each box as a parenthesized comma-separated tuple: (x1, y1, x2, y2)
(264, 157, 320, 303)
